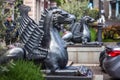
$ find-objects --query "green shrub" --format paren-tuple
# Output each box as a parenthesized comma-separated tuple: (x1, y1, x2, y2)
(60, 1, 99, 20)
(50, 0, 65, 6)
(0, 0, 22, 40)
(87, 9, 99, 20)
(60, 0, 89, 20)
(0, 1, 11, 39)
(0, 60, 44, 80)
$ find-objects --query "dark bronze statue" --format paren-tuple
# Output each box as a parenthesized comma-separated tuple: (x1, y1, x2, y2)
(0, 5, 74, 72)
(62, 16, 95, 44)
(0, 5, 93, 77)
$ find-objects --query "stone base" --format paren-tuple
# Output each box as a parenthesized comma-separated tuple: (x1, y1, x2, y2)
(67, 46, 105, 64)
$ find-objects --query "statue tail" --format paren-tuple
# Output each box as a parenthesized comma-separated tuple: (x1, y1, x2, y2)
(0, 47, 25, 64)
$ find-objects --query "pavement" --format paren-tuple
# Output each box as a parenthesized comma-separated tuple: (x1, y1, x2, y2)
(71, 62, 119, 80)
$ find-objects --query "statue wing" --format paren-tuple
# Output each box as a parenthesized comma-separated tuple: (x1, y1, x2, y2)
(17, 5, 48, 59)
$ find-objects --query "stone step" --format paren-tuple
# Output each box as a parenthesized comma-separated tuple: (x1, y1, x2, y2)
(71, 63, 110, 80)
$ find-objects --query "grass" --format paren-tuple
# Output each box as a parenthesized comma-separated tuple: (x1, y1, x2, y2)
(0, 60, 44, 80)
(90, 27, 97, 41)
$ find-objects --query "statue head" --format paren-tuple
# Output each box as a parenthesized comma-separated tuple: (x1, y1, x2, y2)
(51, 8, 76, 25)
(81, 16, 95, 23)
(19, 5, 31, 15)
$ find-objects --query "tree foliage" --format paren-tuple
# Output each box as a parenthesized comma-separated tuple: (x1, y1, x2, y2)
(60, 0, 89, 20)
(60, 0, 99, 20)
(0, 1, 12, 38)
(50, 0, 65, 6)
(0, 0, 23, 40)
(14, 0, 23, 20)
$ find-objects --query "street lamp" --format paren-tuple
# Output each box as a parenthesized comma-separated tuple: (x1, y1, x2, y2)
(97, 0, 105, 42)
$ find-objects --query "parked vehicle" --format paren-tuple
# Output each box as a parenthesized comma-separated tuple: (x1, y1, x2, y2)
(99, 42, 120, 78)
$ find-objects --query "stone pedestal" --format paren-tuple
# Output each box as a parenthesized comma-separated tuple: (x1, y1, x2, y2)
(67, 46, 105, 64)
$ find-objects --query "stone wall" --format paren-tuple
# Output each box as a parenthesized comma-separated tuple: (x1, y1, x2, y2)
(24, 0, 36, 21)
(23, 0, 45, 23)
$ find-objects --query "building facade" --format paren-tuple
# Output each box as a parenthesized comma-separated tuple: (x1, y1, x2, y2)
(23, 0, 50, 23)
(93, 0, 120, 19)
(23, 0, 57, 23)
